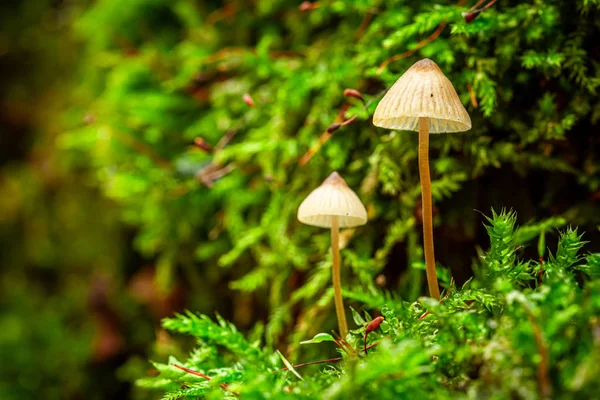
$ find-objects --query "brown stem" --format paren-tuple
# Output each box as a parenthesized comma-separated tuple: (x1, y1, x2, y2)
(376, 0, 468, 74)
(355, 2, 377, 40)
(277, 341, 383, 372)
(172, 364, 240, 397)
(480, 0, 497, 12)
(467, 83, 479, 108)
(537, 256, 545, 286)
(468, 0, 487, 12)
(522, 307, 552, 399)
(331, 216, 348, 337)
(418, 117, 440, 299)
(298, 89, 386, 166)
(376, 23, 447, 75)
(281, 356, 343, 371)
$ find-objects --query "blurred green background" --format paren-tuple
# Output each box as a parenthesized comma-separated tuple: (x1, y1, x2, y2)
(0, 0, 599, 398)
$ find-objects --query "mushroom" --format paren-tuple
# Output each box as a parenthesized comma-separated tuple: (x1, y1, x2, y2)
(373, 59, 471, 299)
(298, 172, 368, 337)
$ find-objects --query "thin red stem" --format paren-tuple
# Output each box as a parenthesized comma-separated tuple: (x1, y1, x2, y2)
(277, 341, 384, 372)
(172, 364, 240, 398)
(468, 0, 487, 12)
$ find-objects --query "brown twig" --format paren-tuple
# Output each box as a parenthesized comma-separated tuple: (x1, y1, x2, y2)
(477, 0, 497, 13)
(521, 307, 552, 399)
(332, 330, 356, 355)
(113, 130, 173, 171)
(207, 3, 238, 25)
(468, 0, 487, 12)
(463, 0, 497, 23)
(537, 256, 545, 286)
(298, 89, 386, 166)
(355, 4, 378, 40)
(376, 0, 468, 75)
(418, 278, 455, 320)
(215, 114, 251, 151)
(193, 111, 254, 186)
(196, 163, 236, 187)
(201, 47, 247, 66)
(172, 363, 240, 397)
(377, 24, 447, 75)
(277, 341, 383, 372)
(467, 83, 479, 108)
(279, 355, 343, 371)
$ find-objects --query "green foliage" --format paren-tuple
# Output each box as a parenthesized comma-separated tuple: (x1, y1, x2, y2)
(481, 209, 519, 274)
(549, 228, 587, 271)
(57, 0, 600, 328)
(61, 0, 600, 298)
(162, 312, 263, 362)
(140, 211, 600, 399)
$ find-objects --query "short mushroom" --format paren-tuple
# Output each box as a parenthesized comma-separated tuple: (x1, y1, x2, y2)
(298, 172, 368, 338)
(373, 58, 471, 299)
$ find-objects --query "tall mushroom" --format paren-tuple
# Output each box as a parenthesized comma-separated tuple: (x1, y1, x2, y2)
(373, 59, 471, 299)
(298, 172, 367, 338)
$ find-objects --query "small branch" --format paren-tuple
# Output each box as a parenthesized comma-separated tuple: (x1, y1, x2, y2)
(377, 23, 447, 75)
(537, 256, 545, 286)
(194, 110, 254, 187)
(201, 47, 247, 66)
(521, 307, 552, 399)
(215, 114, 250, 151)
(112, 129, 173, 171)
(172, 364, 240, 398)
(462, 0, 497, 23)
(298, 89, 386, 166)
(355, 3, 379, 41)
(195, 163, 236, 187)
(467, 83, 478, 108)
(206, 3, 238, 25)
(478, 0, 497, 13)
(468, 0, 487, 12)
(278, 356, 342, 371)
(376, 0, 468, 75)
(332, 330, 356, 355)
(276, 341, 383, 372)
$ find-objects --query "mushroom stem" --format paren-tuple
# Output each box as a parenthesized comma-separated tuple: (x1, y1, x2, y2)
(418, 117, 440, 299)
(330, 215, 348, 337)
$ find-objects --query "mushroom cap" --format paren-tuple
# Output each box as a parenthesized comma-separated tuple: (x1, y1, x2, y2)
(373, 59, 471, 133)
(298, 172, 368, 228)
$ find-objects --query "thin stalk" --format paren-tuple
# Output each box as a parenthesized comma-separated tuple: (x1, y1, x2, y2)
(276, 341, 384, 372)
(172, 364, 240, 397)
(331, 215, 348, 337)
(418, 117, 440, 299)
(522, 306, 552, 399)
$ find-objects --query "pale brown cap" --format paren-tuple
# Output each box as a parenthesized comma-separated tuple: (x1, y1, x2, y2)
(298, 172, 368, 228)
(373, 59, 471, 133)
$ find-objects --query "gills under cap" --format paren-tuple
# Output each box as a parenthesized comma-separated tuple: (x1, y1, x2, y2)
(373, 58, 471, 133)
(298, 172, 368, 228)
